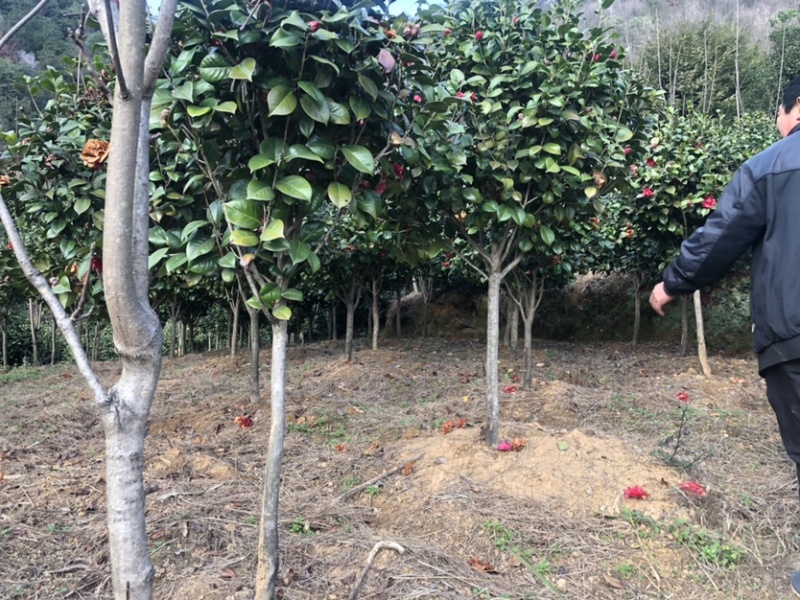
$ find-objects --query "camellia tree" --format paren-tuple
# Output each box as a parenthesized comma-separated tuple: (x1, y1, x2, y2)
(149, 1, 424, 595)
(412, 0, 659, 446)
(619, 109, 776, 369)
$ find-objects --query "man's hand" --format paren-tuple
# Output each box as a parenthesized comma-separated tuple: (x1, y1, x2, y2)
(649, 282, 675, 316)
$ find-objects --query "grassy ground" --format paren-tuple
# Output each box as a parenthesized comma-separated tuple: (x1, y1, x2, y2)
(0, 337, 798, 599)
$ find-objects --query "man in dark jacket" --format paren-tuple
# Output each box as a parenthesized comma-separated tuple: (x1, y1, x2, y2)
(650, 75, 800, 595)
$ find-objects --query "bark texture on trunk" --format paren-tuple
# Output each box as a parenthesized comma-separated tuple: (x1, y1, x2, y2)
(484, 270, 501, 447)
(255, 319, 288, 600)
(248, 305, 260, 403)
(371, 274, 382, 351)
(693, 290, 712, 377)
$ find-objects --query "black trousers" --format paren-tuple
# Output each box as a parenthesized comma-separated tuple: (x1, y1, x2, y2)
(763, 358, 800, 497)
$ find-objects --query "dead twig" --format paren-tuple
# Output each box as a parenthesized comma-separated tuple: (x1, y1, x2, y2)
(336, 454, 423, 502)
(346, 541, 405, 600)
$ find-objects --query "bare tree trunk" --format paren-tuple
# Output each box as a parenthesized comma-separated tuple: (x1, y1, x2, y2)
(50, 314, 56, 364)
(92, 321, 101, 362)
(395, 288, 401, 338)
(331, 301, 337, 341)
(179, 321, 186, 357)
(509, 299, 519, 361)
(734, 0, 743, 117)
(343, 276, 362, 362)
(28, 298, 39, 365)
(248, 305, 260, 403)
(230, 294, 240, 357)
(693, 290, 712, 377)
(168, 298, 178, 359)
(254, 319, 288, 600)
(371, 273, 382, 351)
(485, 269, 502, 447)
(419, 276, 433, 339)
(507, 269, 544, 391)
(680, 296, 690, 357)
(632, 275, 642, 346)
(1, 316, 7, 371)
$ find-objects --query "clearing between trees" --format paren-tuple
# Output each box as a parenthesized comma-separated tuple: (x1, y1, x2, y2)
(0, 338, 796, 599)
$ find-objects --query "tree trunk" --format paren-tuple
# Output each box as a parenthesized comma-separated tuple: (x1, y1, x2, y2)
(50, 314, 56, 365)
(371, 274, 382, 351)
(179, 321, 186, 357)
(331, 301, 337, 341)
(168, 298, 178, 359)
(680, 296, 689, 356)
(484, 270, 502, 447)
(1, 317, 7, 371)
(345, 299, 356, 361)
(92, 322, 101, 362)
(254, 319, 288, 600)
(230, 295, 240, 357)
(187, 318, 194, 354)
(693, 290, 712, 377)
(522, 314, 533, 390)
(29, 298, 39, 366)
(248, 305, 260, 403)
(509, 299, 519, 361)
(395, 288, 401, 338)
(632, 275, 642, 347)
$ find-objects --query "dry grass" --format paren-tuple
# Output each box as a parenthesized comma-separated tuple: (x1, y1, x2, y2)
(1, 338, 799, 599)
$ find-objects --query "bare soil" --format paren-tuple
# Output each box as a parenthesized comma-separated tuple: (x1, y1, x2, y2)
(1, 338, 799, 599)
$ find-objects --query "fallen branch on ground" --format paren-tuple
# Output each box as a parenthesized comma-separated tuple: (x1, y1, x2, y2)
(347, 541, 405, 600)
(336, 454, 423, 502)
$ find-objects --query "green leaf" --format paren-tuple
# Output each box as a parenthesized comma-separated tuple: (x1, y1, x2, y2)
(584, 186, 598, 199)
(328, 100, 351, 125)
(300, 95, 330, 124)
(358, 74, 378, 100)
(222, 268, 236, 283)
(272, 305, 292, 320)
(199, 53, 231, 83)
(310, 55, 340, 75)
(540, 225, 555, 246)
(288, 240, 312, 264)
(74, 197, 91, 215)
(327, 182, 351, 208)
(247, 179, 276, 202)
(341, 145, 374, 174)
(218, 252, 237, 269)
(268, 85, 297, 116)
(260, 219, 285, 241)
(298, 80, 325, 104)
(349, 96, 370, 120)
(224, 199, 262, 229)
(231, 230, 260, 247)
(281, 10, 308, 30)
(270, 28, 302, 48)
(282, 288, 303, 301)
(172, 81, 194, 103)
(214, 101, 237, 114)
(248, 153, 275, 172)
(286, 144, 324, 163)
(148, 247, 169, 269)
(616, 127, 634, 143)
(307, 251, 321, 273)
(187, 105, 211, 117)
(276, 176, 312, 201)
(186, 237, 215, 263)
(543, 142, 562, 156)
(165, 253, 188, 274)
(230, 57, 256, 81)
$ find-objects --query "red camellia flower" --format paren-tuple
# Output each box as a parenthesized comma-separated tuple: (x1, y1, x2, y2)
(610, 49, 618, 59)
(475, 30, 485, 41)
(646, 158, 657, 168)
(623, 147, 632, 156)
(679, 481, 707, 497)
(676, 391, 690, 403)
(442, 261, 450, 268)
(308, 20, 321, 32)
(502, 385, 517, 394)
(234, 415, 254, 429)
(470, 92, 478, 102)
(624, 486, 649, 500)
(91, 257, 103, 274)
(5, 243, 12, 250)
(443, 28, 452, 36)
(593, 53, 602, 62)
(456, 91, 465, 98)
(642, 188, 654, 198)
(392, 162, 404, 180)
(375, 179, 387, 195)
(497, 440, 512, 452)
(513, 16, 520, 25)
(702, 196, 717, 210)
(413, 94, 422, 103)
(629, 164, 639, 176)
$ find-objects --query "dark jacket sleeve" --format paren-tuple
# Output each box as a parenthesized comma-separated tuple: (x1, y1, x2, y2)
(662, 163, 766, 296)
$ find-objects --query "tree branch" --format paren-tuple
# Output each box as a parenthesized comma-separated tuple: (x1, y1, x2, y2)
(0, 192, 108, 405)
(143, 0, 179, 93)
(103, 0, 129, 99)
(0, 0, 50, 51)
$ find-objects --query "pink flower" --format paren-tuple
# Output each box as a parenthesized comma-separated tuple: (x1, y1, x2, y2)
(610, 49, 618, 59)
(676, 391, 690, 403)
(497, 440, 512, 452)
(646, 158, 657, 168)
(624, 486, 649, 499)
(623, 147, 632, 156)
(702, 196, 717, 210)
(475, 31, 484, 41)
(470, 92, 478, 102)
(392, 162, 404, 180)
(502, 385, 517, 394)
(642, 188, 654, 199)
(413, 94, 422, 104)
(308, 20, 321, 32)
(513, 16, 520, 25)
(375, 179, 387, 195)
(629, 164, 639, 176)
(593, 53, 602, 62)
(679, 481, 706, 496)
(456, 91, 465, 98)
